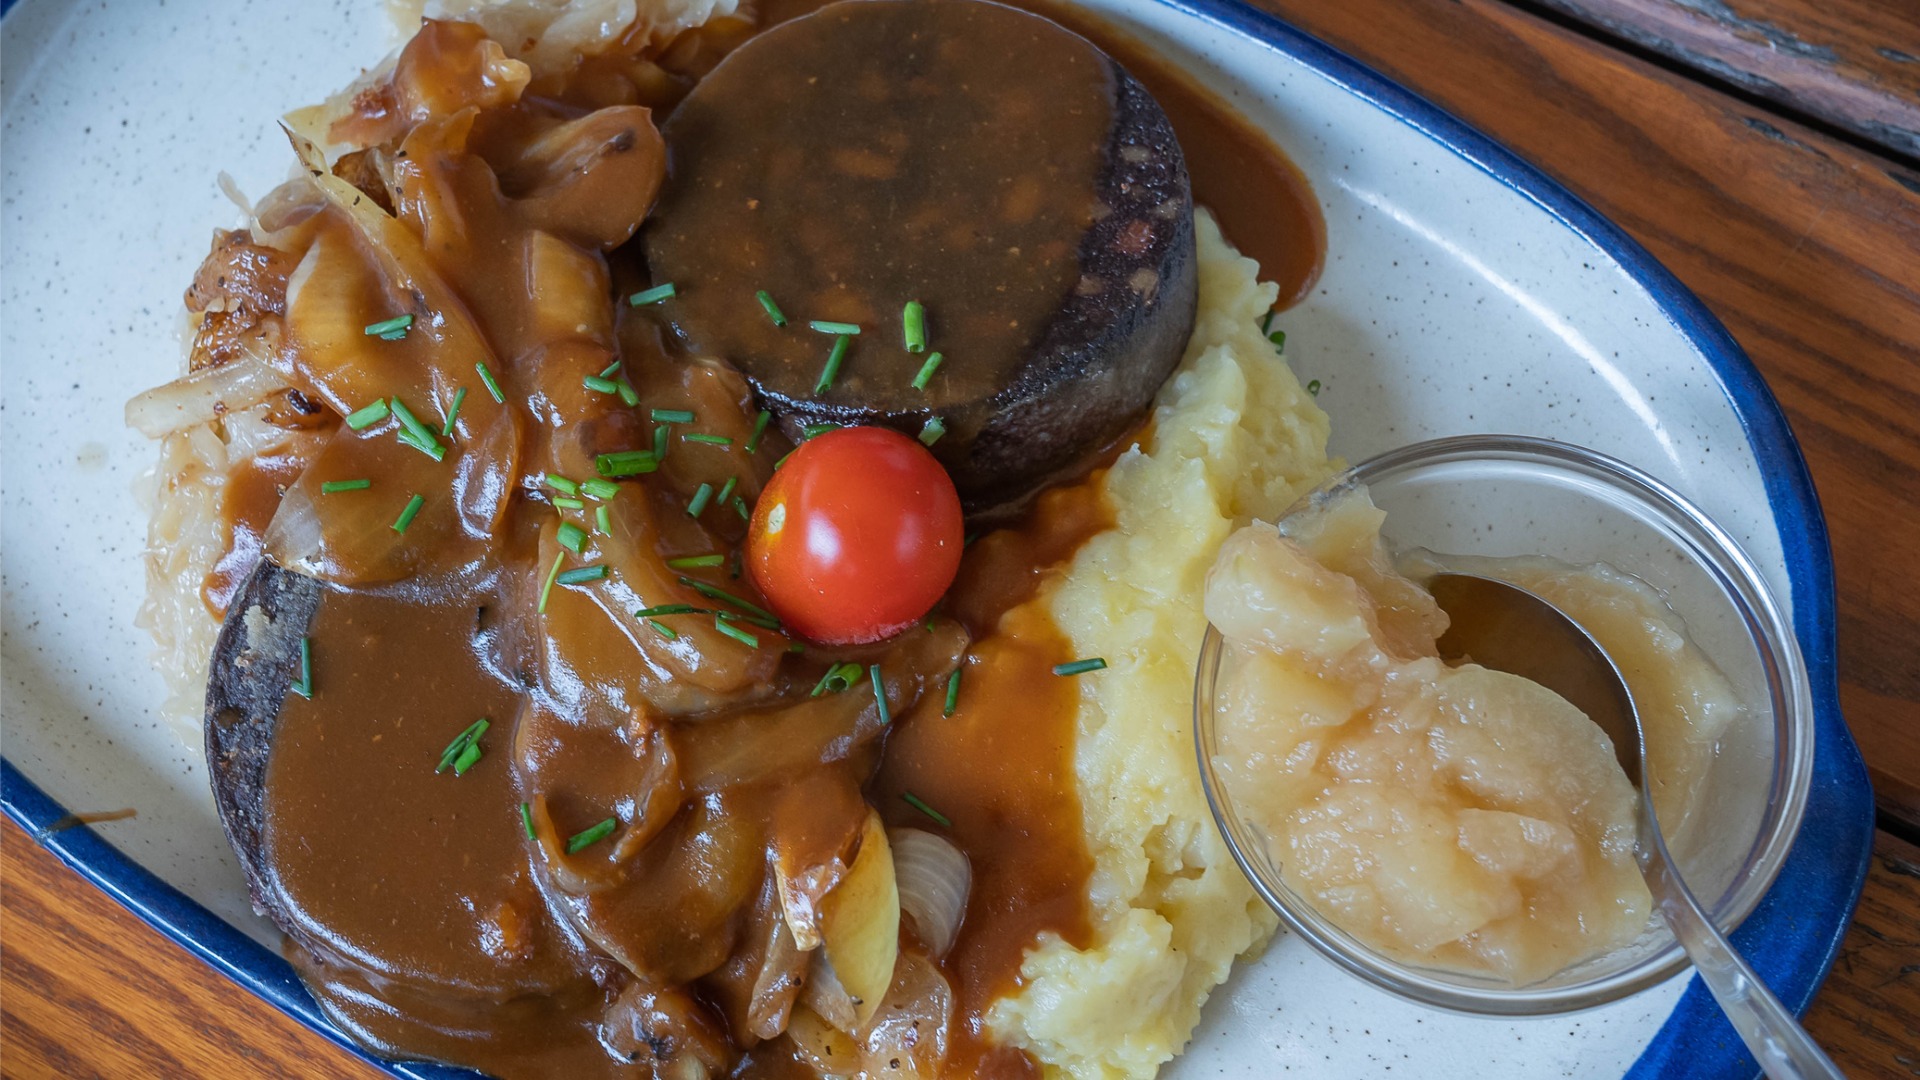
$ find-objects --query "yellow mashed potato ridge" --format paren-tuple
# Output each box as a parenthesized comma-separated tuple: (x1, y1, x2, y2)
(987, 210, 1334, 1078)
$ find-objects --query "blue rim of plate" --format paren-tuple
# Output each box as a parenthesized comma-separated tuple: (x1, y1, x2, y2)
(0, 0, 1873, 1077)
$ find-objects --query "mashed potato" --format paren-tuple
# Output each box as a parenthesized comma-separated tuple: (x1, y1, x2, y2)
(988, 211, 1335, 1078)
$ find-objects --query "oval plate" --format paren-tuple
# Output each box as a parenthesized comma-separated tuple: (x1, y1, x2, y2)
(0, 0, 1873, 1077)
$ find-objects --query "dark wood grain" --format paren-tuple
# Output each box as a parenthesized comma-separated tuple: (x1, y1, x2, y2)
(1527, 0, 1920, 158)
(1802, 831, 1920, 1079)
(1252, 0, 1920, 832)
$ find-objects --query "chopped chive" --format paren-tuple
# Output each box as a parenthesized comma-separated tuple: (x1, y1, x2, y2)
(434, 718, 490, 774)
(556, 565, 608, 585)
(869, 664, 891, 724)
(944, 669, 961, 717)
(774, 449, 795, 470)
(440, 386, 468, 436)
(1307, 379, 1321, 397)
(396, 427, 449, 462)
(787, 643, 806, 655)
(553, 497, 585, 510)
(667, 554, 726, 569)
(651, 409, 695, 424)
(566, 817, 618, 854)
(634, 603, 699, 618)
(684, 433, 733, 446)
(801, 423, 839, 439)
(557, 522, 587, 555)
(903, 301, 927, 353)
(345, 399, 390, 430)
(628, 283, 677, 306)
(715, 476, 739, 508)
(911, 352, 943, 391)
(537, 551, 565, 613)
(714, 616, 760, 649)
(615, 378, 640, 407)
(595, 504, 612, 535)
(545, 473, 581, 496)
(1261, 311, 1275, 335)
(475, 361, 506, 403)
(363, 314, 413, 337)
(583, 374, 620, 395)
(653, 423, 670, 461)
(814, 334, 850, 394)
(677, 577, 777, 621)
(452, 740, 483, 776)
(320, 479, 371, 494)
(581, 478, 619, 500)
(756, 290, 788, 326)
(810, 661, 864, 697)
(745, 411, 772, 454)
(390, 397, 444, 458)
(1269, 329, 1287, 352)
(377, 329, 408, 341)
(732, 495, 751, 521)
(600, 360, 622, 379)
(520, 803, 537, 840)
(809, 320, 860, 335)
(1053, 657, 1108, 676)
(918, 416, 947, 447)
(648, 619, 679, 640)
(901, 792, 951, 828)
(391, 493, 425, 533)
(686, 482, 714, 517)
(292, 636, 313, 700)
(596, 450, 659, 477)
(718, 609, 781, 631)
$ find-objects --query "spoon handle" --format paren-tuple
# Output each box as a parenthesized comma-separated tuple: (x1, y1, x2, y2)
(1640, 819, 1846, 1080)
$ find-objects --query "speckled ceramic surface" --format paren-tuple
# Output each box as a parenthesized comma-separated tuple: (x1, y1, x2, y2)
(0, 0, 1871, 1078)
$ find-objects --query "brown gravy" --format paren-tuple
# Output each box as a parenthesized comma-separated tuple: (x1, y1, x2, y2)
(194, 3, 1323, 1077)
(755, 0, 1327, 312)
(1039, 0, 1327, 308)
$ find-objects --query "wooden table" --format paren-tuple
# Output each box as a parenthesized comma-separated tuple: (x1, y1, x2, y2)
(5, 0, 1918, 1076)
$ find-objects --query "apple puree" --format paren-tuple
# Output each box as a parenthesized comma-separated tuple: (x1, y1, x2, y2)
(1204, 488, 1737, 984)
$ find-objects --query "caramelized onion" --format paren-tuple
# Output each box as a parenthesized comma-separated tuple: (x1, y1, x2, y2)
(791, 951, 953, 1077)
(889, 828, 971, 959)
(125, 353, 290, 438)
(817, 810, 898, 1028)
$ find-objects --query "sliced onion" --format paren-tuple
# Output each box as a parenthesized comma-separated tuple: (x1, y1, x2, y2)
(794, 951, 953, 1077)
(125, 353, 289, 439)
(800, 951, 859, 1035)
(260, 480, 326, 574)
(745, 899, 807, 1041)
(817, 811, 898, 1029)
(889, 828, 971, 959)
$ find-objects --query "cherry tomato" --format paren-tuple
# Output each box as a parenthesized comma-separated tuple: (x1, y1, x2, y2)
(747, 426, 964, 645)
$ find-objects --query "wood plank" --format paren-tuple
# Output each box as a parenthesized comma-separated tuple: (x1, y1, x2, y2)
(1526, 0, 1920, 158)
(1251, 0, 1920, 830)
(6, 818, 1915, 1075)
(0, 821, 378, 1080)
(1802, 831, 1920, 1079)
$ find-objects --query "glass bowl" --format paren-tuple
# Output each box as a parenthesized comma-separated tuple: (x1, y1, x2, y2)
(1193, 434, 1814, 1014)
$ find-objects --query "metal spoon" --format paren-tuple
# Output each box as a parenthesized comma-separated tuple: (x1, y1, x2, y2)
(1428, 572, 1845, 1080)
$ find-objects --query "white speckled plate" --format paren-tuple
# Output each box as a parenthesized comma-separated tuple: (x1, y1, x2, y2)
(0, 0, 1871, 1077)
